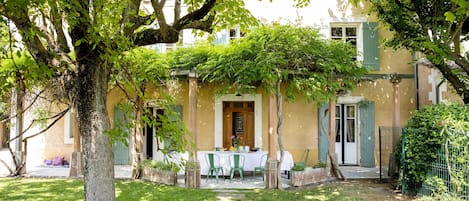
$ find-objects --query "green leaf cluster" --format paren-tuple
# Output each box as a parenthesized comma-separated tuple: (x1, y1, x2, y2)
(402, 104, 469, 185)
(140, 159, 180, 173)
(167, 24, 367, 102)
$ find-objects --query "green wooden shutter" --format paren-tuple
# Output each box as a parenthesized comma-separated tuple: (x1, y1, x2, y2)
(359, 101, 375, 167)
(214, 29, 228, 45)
(171, 104, 183, 119)
(362, 22, 380, 70)
(112, 106, 130, 165)
(318, 104, 329, 162)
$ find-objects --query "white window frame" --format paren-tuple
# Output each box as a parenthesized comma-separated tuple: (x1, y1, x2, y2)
(63, 110, 75, 144)
(214, 94, 262, 148)
(228, 26, 245, 42)
(329, 22, 364, 63)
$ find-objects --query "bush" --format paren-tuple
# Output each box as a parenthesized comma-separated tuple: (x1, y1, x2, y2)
(140, 159, 179, 173)
(292, 163, 306, 171)
(312, 161, 327, 168)
(402, 104, 469, 186)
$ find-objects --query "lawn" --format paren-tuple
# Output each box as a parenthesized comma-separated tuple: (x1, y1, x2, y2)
(0, 178, 217, 201)
(0, 178, 407, 201)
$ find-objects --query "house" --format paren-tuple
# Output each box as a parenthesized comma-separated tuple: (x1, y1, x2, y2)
(2, 0, 462, 180)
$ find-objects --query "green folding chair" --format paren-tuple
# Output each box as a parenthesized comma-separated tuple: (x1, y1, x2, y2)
(254, 153, 268, 181)
(205, 153, 223, 182)
(229, 154, 245, 180)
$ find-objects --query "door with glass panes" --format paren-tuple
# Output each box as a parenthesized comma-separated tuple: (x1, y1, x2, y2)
(335, 104, 358, 165)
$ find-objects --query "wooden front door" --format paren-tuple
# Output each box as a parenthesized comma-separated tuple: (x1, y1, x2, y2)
(223, 101, 254, 149)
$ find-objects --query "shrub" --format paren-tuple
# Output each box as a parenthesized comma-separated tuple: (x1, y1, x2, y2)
(140, 159, 180, 173)
(312, 161, 327, 168)
(292, 163, 306, 171)
(402, 104, 469, 186)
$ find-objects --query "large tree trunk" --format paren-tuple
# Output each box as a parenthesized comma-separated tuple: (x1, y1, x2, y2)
(75, 59, 115, 201)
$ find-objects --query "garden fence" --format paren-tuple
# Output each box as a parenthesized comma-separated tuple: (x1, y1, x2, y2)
(401, 129, 469, 200)
(378, 126, 401, 181)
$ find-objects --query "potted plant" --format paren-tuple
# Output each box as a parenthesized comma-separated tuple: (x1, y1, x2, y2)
(141, 159, 179, 185)
(291, 161, 328, 187)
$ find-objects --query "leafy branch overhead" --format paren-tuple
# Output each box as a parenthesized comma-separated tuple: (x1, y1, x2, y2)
(355, 0, 469, 104)
(168, 24, 367, 103)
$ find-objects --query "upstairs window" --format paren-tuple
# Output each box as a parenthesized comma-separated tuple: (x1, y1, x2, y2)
(229, 27, 246, 41)
(330, 25, 358, 60)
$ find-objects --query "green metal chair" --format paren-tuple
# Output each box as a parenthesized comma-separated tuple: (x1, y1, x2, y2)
(205, 153, 223, 182)
(254, 153, 268, 181)
(229, 154, 245, 180)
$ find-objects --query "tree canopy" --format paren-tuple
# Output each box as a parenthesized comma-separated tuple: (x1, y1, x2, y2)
(354, 0, 469, 104)
(0, 0, 259, 200)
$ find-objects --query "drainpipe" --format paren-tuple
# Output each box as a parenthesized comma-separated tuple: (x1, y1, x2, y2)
(413, 53, 420, 110)
(436, 79, 445, 104)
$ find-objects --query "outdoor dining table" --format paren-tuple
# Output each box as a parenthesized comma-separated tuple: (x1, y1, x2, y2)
(197, 150, 294, 176)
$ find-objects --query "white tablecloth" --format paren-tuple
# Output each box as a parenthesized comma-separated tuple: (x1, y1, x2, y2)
(197, 151, 293, 176)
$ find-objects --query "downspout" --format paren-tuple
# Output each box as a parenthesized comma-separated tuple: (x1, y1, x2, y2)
(436, 79, 445, 104)
(413, 53, 420, 110)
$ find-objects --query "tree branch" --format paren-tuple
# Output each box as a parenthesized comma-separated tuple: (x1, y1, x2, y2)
(151, 0, 169, 34)
(7, 107, 70, 143)
(49, 1, 70, 53)
(173, 0, 216, 30)
(0, 88, 46, 124)
(132, 0, 216, 46)
(174, 0, 181, 23)
(7, 9, 54, 66)
(451, 53, 469, 74)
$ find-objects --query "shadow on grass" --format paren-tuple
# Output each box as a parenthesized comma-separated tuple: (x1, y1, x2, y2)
(0, 178, 218, 201)
(243, 185, 362, 201)
(0, 178, 83, 201)
(115, 180, 218, 201)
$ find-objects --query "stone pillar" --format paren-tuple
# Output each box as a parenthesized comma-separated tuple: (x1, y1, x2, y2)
(10, 87, 25, 174)
(185, 160, 200, 188)
(391, 77, 401, 133)
(188, 72, 198, 160)
(265, 94, 278, 189)
(185, 71, 200, 188)
(69, 109, 83, 177)
(0, 122, 4, 149)
(265, 160, 278, 189)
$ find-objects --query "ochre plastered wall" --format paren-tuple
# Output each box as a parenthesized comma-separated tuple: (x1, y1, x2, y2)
(354, 79, 415, 167)
(25, 98, 73, 167)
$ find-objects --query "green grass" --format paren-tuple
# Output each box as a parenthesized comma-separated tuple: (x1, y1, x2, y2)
(243, 186, 362, 201)
(0, 178, 397, 201)
(0, 178, 217, 201)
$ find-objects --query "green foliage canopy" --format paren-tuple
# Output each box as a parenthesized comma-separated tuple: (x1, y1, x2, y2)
(168, 24, 367, 103)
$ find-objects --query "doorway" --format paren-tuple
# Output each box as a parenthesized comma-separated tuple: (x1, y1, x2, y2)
(222, 101, 254, 149)
(335, 104, 358, 165)
(143, 107, 164, 159)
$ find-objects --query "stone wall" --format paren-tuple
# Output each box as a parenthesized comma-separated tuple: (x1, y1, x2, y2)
(291, 167, 328, 187)
(142, 167, 177, 185)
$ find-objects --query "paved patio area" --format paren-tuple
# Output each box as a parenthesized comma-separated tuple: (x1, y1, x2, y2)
(339, 166, 390, 180)
(1, 148, 390, 189)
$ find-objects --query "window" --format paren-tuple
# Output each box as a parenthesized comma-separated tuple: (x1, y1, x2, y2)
(229, 27, 246, 41)
(64, 110, 76, 144)
(330, 24, 359, 60)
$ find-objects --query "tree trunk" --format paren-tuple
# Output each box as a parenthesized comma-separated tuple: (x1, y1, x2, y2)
(276, 81, 284, 189)
(131, 84, 145, 179)
(75, 59, 115, 201)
